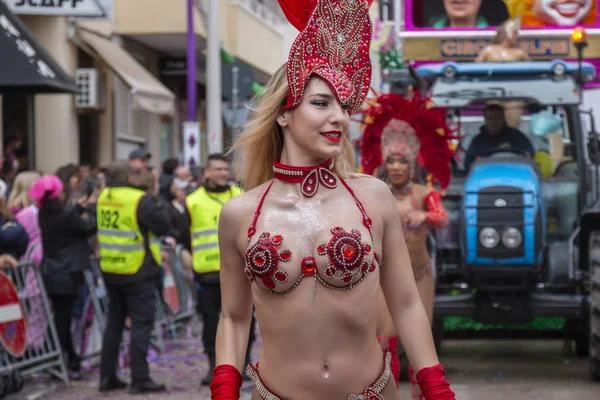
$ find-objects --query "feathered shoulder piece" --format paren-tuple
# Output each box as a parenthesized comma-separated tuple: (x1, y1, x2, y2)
(357, 91, 459, 189)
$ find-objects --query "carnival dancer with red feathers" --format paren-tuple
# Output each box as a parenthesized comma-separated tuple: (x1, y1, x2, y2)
(208, 1, 456, 399)
(359, 90, 457, 398)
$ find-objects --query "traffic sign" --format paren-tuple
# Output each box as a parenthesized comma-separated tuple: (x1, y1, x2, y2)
(0, 272, 27, 357)
(162, 256, 180, 315)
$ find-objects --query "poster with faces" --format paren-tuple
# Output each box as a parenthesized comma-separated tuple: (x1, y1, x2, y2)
(409, 0, 598, 29)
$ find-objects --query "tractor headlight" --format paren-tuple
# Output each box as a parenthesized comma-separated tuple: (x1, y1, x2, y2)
(502, 227, 522, 249)
(479, 227, 500, 248)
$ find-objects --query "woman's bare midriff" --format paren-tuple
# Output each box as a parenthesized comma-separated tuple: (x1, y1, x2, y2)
(249, 274, 391, 399)
(404, 228, 431, 275)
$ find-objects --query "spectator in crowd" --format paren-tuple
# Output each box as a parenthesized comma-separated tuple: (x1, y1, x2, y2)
(98, 161, 169, 394)
(2, 135, 22, 185)
(8, 171, 41, 216)
(78, 164, 91, 180)
(161, 158, 179, 177)
(56, 163, 81, 205)
(174, 166, 192, 183)
(164, 176, 191, 249)
(190, 166, 205, 191)
(159, 158, 179, 201)
(10, 172, 42, 265)
(31, 175, 98, 378)
(96, 167, 108, 191)
(129, 149, 151, 171)
(0, 179, 29, 259)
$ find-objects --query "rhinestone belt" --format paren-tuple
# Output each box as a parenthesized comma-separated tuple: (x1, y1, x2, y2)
(246, 350, 392, 400)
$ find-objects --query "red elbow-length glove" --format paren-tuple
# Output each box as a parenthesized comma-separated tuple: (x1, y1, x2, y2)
(210, 364, 242, 400)
(424, 191, 449, 229)
(416, 364, 456, 400)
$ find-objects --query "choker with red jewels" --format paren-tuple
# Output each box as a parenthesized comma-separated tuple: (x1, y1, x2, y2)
(273, 159, 338, 197)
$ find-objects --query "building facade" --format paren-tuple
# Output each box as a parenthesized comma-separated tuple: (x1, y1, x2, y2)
(0, 0, 290, 174)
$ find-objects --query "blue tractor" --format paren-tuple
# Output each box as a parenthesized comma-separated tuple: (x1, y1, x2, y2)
(391, 60, 600, 380)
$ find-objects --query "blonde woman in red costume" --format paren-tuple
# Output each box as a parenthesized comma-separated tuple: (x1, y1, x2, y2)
(208, 1, 456, 399)
(360, 92, 456, 398)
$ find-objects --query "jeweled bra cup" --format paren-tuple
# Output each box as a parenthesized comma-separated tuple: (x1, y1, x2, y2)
(244, 176, 380, 294)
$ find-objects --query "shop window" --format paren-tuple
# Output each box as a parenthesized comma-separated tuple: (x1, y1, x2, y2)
(2, 93, 31, 175)
(379, 0, 394, 22)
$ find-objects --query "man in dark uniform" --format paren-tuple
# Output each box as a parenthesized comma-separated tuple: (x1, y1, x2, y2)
(98, 161, 169, 394)
(185, 153, 256, 385)
(465, 104, 535, 171)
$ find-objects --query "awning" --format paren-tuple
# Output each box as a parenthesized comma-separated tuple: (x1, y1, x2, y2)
(0, 2, 77, 94)
(78, 30, 175, 116)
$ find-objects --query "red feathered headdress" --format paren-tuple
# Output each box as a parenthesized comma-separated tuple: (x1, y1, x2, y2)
(277, 0, 374, 115)
(358, 91, 459, 189)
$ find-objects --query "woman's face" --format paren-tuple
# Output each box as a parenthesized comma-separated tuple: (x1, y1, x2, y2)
(385, 154, 411, 187)
(278, 77, 350, 164)
(69, 174, 80, 191)
(533, 0, 593, 26)
(443, 0, 483, 21)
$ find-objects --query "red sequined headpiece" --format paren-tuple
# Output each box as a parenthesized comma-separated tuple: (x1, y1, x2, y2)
(278, 0, 374, 115)
(357, 91, 459, 189)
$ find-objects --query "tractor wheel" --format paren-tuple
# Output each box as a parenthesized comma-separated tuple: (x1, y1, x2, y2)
(396, 343, 409, 382)
(589, 232, 600, 381)
(433, 318, 444, 355)
(565, 319, 589, 357)
(0, 375, 6, 399)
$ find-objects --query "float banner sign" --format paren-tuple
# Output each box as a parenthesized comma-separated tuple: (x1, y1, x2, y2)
(441, 38, 570, 59)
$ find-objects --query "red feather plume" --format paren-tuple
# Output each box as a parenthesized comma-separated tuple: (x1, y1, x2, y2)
(357, 91, 460, 189)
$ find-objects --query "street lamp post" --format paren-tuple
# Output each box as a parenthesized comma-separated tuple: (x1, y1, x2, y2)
(184, 0, 200, 167)
(571, 27, 588, 87)
(206, 0, 223, 154)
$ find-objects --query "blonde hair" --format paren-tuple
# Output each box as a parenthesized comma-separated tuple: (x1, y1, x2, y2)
(492, 19, 520, 45)
(229, 63, 357, 190)
(8, 171, 41, 211)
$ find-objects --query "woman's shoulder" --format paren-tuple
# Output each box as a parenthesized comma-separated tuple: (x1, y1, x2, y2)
(345, 174, 390, 196)
(413, 183, 434, 198)
(222, 180, 274, 220)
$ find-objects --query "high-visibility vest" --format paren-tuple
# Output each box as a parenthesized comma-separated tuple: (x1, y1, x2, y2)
(97, 187, 161, 274)
(186, 185, 242, 274)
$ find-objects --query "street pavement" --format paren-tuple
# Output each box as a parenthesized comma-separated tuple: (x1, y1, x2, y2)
(7, 336, 600, 399)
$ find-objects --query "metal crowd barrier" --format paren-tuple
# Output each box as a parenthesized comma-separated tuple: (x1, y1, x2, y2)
(77, 247, 195, 366)
(0, 262, 69, 385)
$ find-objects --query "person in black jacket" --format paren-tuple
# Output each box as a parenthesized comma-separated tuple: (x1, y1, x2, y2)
(98, 161, 170, 395)
(31, 175, 97, 376)
(0, 179, 28, 258)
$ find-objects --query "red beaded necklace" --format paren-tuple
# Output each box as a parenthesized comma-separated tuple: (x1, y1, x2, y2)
(272, 158, 338, 197)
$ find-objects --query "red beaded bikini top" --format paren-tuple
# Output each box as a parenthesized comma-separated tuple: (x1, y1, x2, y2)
(244, 159, 380, 295)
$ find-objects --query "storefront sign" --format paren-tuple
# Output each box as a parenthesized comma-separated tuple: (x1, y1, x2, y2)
(441, 38, 570, 59)
(159, 57, 206, 82)
(3, 0, 105, 17)
(0, 13, 56, 78)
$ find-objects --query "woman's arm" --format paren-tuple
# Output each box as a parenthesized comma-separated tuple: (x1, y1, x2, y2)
(474, 47, 490, 63)
(377, 184, 439, 371)
(215, 203, 253, 369)
(375, 180, 454, 397)
(423, 189, 449, 229)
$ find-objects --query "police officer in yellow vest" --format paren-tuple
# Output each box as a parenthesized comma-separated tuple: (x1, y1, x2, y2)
(97, 161, 169, 395)
(185, 154, 250, 385)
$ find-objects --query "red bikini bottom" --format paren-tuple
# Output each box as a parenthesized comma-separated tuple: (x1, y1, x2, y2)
(246, 350, 392, 400)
